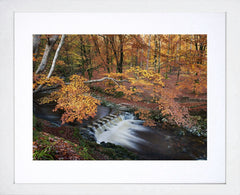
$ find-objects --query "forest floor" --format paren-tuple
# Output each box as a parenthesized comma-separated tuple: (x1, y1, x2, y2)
(90, 72, 207, 116)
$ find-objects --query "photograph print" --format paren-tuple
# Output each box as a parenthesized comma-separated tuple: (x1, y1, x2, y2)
(33, 34, 207, 160)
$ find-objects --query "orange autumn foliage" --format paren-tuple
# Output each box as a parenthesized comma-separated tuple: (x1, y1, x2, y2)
(134, 109, 156, 127)
(102, 66, 193, 127)
(39, 75, 100, 124)
(33, 34, 206, 128)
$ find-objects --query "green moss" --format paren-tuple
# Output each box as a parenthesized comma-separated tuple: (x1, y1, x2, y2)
(113, 91, 124, 98)
(100, 99, 119, 109)
(73, 127, 79, 138)
(149, 110, 163, 122)
(80, 147, 94, 160)
(33, 114, 42, 131)
(90, 86, 104, 93)
(100, 142, 139, 160)
(59, 130, 64, 134)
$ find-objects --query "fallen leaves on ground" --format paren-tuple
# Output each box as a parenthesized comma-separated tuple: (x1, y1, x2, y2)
(33, 131, 84, 160)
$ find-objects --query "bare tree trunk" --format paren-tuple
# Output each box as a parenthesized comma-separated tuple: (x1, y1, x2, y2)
(187, 35, 193, 74)
(47, 35, 66, 78)
(35, 35, 59, 74)
(86, 35, 93, 80)
(169, 35, 172, 73)
(190, 35, 192, 50)
(33, 35, 41, 70)
(84, 77, 128, 86)
(157, 36, 161, 73)
(176, 35, 181, 84)
(103, 36, 110, 72)
(195, 35, 199, 51)
(130, 46, 134, 67)
(135, 47, 138, 66)
(33, 35, 41, 55)
(92, 35, 108, 72)
(34, 35, 65, 93)
(118, 35, 124, 73)
(153, 35, 157, 72)
(146, 35, 151, 70)
(165, 35, 170, 78)
(109, 36, 119, 72)
(140, 35, 144, 68)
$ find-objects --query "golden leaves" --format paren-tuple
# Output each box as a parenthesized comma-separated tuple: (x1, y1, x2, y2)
(39, 75, 100, 124)
(33, 73, 64, 89)
(105, 72, 125, 80)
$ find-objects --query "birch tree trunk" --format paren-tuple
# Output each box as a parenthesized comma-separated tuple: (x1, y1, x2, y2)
(34, 35, 65, 93)
(35, 35, 59, 74)
(33, 35, 41, 70)
(33, 35, 41, 55)
(47, 35, 66, 78)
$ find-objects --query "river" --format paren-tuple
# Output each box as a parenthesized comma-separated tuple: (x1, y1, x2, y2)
(34, 102, 207, 160)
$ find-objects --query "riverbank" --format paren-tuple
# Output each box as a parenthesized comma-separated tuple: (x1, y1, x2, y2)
(33, 115, 140, 160)
(33, 104, 207, 160)
(33, 84, 207, 160)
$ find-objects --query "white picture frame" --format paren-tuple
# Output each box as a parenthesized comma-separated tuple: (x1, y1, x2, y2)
(1, 0, 239, 194)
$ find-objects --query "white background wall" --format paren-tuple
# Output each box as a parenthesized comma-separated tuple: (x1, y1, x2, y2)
(0, 0, 239, 194)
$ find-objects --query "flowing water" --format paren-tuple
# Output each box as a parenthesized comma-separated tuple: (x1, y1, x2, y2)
(34, 103, 207, 160)
(90, 112, 206, 160)
(94, 113, 148, 149)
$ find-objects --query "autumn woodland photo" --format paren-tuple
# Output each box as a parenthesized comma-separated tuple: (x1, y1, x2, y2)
(33, 34, 207, 160)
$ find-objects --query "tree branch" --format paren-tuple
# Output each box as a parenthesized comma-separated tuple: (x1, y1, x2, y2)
(83, 77, 128, 86)
(33, 77, 129, 94)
